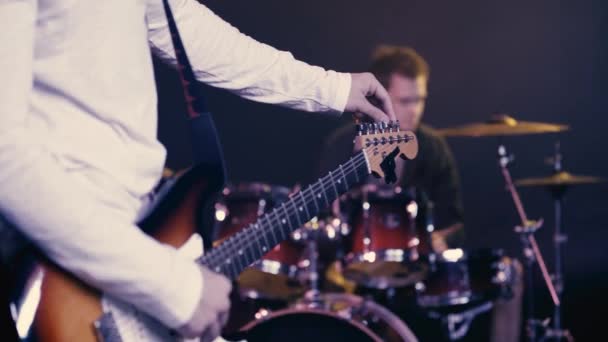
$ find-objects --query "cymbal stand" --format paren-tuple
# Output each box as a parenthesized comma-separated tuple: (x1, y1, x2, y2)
(497, 144, 560, 342)
(300, 237, 323, 307)
(542, 142, 573, 341)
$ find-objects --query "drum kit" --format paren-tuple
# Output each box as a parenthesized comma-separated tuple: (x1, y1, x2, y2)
(214, 114, 603, 341)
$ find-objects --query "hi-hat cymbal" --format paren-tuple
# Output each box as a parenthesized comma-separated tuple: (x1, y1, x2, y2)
(515, 171, 605, 187)
(438, 114, 569, 137)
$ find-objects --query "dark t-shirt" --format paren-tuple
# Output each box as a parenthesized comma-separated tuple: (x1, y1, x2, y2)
(318, 123, 465, 246)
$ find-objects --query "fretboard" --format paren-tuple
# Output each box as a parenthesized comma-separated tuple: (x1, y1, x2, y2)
(197, 151, 369, 279)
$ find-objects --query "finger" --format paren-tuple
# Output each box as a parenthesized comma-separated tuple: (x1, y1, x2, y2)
(369, 78, 396, 121)
(352, 112, 366, 121)
(215, 289, 231, 313)
(201, 322, 222, 342)
(205, 269, 233, 296)
(358, 99, 390, 123)
(218, 310, 230, 327)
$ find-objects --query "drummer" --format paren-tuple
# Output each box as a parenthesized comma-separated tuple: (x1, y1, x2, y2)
(318, 45, 522, 342)
(319, 45, 464, 252)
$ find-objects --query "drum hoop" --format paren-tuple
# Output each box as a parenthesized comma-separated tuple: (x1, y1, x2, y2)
(240, 307, 382, 341)
(240, 293, 418, 342)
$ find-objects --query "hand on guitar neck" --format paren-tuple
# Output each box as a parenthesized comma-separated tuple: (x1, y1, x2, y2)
(177, 265, 232, 340)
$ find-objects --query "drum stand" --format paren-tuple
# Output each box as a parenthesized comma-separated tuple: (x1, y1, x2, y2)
(428, 302, 494, 340)
(497, 144, 572, 342)
(540, 142, 574, 341)
(300, 238, 324, 307)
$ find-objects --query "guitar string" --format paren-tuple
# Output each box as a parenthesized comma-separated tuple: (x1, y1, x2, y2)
(198, 151, 368, 273)
(201, 137, 413, 276)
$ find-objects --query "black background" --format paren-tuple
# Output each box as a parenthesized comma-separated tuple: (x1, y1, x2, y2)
(155, 1, 608, 339)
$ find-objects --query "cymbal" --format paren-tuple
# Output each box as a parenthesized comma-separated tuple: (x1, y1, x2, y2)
(515, 171, 605, 187)
(438, 114, 569, 137)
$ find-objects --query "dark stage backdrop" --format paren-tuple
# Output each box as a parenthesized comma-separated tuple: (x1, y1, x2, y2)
(155, 1, 608, 339)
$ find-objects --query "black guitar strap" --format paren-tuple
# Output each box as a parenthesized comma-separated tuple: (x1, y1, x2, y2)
(161, 0, 227, 183)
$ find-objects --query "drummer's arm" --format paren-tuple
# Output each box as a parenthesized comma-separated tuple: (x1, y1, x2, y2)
(430, 137, 465, 252)
(431, 222, 464, 252)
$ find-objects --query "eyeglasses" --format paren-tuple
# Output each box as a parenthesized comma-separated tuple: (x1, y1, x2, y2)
(397, 96, 427, 106)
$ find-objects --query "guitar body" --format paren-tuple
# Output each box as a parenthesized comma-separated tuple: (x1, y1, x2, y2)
(10, 164, 224, 341)
(8, 125, 418, 341)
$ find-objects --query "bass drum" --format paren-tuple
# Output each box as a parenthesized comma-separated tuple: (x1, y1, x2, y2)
(235, 293, 418, 342)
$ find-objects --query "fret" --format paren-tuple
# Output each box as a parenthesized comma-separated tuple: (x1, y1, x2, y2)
(270, 209, 287, 241)
(280, 202, 296, 231)
(326, 176, 335, 205)
(320, 177, 330, 208)
(245, 233, 260, 270)
(256, 223, 271, 254)
(314, 181, 328, 209)
(232, 239, 246, 271)
(263, 214, 279, 247)
(338, 164, 349, 193)
(305, 185, 320, 215)
(209, 238, 228, 268)
(290, 198, 303, 227)
(353, 158, 361, 183)
(244, 234, 257, 266)
(278, 211, 292, 241)
(224, 256, 238, 279)
(268, 208, 288, 242)
(205, 242, 223, 271)
(346, 155, 366, 186)
(228, 230, 244, 269)
(249, 224, 264, 259)
(328, 171, 340, 200)
(298, 191, 312, 221)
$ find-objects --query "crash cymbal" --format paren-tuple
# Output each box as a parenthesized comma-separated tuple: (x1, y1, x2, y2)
(515, 171, 605, 187)
(438, 114, 569, 137)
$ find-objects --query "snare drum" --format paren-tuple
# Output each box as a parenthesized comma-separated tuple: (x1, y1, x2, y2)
(341, 184, 429, 288)
(231, 293, 418, 342)
(214, 183, 305, 300)
(416, 248, 515, 309)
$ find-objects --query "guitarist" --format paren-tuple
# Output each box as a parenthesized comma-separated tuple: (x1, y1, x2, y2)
(0, 0, 396, 341)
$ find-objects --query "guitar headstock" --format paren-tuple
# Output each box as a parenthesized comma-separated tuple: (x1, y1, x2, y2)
(355, 121, 418, 184)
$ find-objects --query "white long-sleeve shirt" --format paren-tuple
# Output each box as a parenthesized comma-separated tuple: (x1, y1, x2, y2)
(0, 0, 351, 329)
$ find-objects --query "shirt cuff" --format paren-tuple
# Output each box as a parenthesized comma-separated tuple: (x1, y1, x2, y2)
(329, 72, 351, 114)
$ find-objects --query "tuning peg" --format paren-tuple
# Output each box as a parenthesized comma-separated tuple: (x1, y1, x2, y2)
(362, 122, 370, 134)
(366, 122, 373, 134)
(356, 123, 364, 136)
(386, 121, 393, 132)
(395, 120, 401, 132)
(379, 121, 387, 132)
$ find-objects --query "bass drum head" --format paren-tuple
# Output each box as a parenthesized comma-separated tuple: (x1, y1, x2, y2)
(237, 293, 418, 342)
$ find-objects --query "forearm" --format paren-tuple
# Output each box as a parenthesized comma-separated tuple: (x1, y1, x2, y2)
(432, 222, 465, 250)
(0, 145, 202, 328)
(146, 0, 351, 113)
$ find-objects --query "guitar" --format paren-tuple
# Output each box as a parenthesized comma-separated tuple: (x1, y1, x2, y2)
(9, 123, 417, 341)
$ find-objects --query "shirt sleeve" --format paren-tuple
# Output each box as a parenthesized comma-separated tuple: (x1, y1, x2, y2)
(145, 0, 351, 114)
(0, 1, 201, 329)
